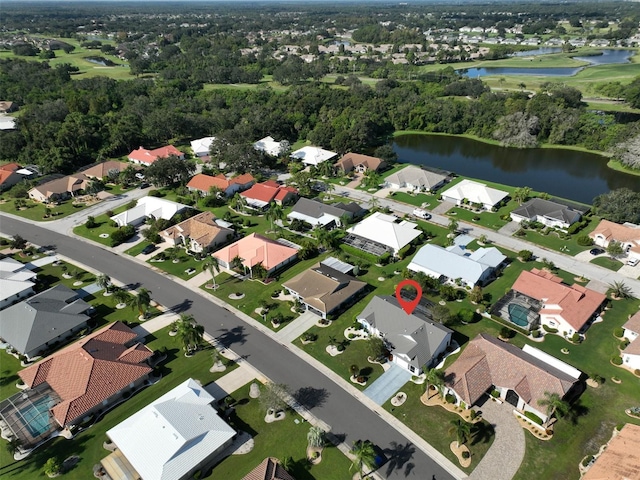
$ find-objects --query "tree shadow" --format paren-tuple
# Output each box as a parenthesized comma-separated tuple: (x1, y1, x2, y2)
(169, 298, 192, 313)
(360, 366, 373, 377)
(383, 441, 415, 477)
(471, 421, 495, 446)
(217, 325, 247, 347)
(124, 282, 141, 291)
(293, 386, 329, 410)
(0, 370, 18, 387)
(568, 399, 590, 425)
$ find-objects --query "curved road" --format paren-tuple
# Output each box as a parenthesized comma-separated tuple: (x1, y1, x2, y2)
(0, 215, 456, 480)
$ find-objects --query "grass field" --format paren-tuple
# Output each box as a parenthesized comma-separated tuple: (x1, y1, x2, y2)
(590, 256, 624, 271)
(0, 198, 89, 221)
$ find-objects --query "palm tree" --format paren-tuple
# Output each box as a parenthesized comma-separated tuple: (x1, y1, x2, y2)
(609, 280, 632, 299)
(538, 391, 570, 428)
(175, 314, 205, 353)
(232, 193, 246, 213)
(513, 186, 531, 205)
(112, 287, 131, 307)
(349, 440, 377, 479)
(251, 261, 267, 280)
(350, 364, 360, 378)
(131, 288, 152, 318)
(425, 368, 445, 398)
(448, 419, 471, 448)
(368, 196, 380, 212)
(202, 256, 220, 289)
(9, 234, 27, 251)
(448, 218, 459, 234)
(5, 437, 22, 456)
(96, 273, 111, 293)
(230, 255, 245, 273)
(266, 203, 284, 232)
(307, 426, 325, 448)
(328, 335, 338, 347)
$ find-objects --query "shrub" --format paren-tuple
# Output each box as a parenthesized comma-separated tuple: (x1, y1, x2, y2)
(542, 324, 558, 334)
(613, 327, 624, 338)
(469, 409, 477, 420)
(567, 220, 587, 235)
(635, 369, 640, 376)
(397, 244, 412, 259)
(85, 215, 97, 228)
(611, 355, 622, 365)
(461, 451, 470, 459)
(110, 225, 136, 246)
(514, 228, 527, 237)
(490, 389, 500, 398)
(148, 189, 162, 197)
(458, 309, 476, 324)
(445, 394, 456, 404)
(500, 327, 515, 339)
(576, 234, 593, 246)
(518, 249, 533, 261)
(581, 455, 594, 467)
(571, 333, 581, 343)
(378, 252, 391, 265)
(43, 458, 61, 477)
(531, 329, 541, 338)
(301, 332, 317, 342)
(621, 340, 630, 349)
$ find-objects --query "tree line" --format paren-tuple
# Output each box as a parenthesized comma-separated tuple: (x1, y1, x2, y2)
(0, 57, 638, 177)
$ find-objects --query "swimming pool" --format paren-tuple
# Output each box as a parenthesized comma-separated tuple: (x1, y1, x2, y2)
(18, 395, 55, 437)
(508, 303, 530, 328)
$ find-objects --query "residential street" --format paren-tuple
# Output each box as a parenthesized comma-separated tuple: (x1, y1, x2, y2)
(0, 214, 460, 480)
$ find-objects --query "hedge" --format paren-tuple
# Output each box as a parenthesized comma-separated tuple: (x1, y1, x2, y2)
(524, 411, 543, 425)
(613, 327, 624, 338)
(611, 355, 623, 365)
(542, 324, 559, 334)
(339, 243, 379, 264)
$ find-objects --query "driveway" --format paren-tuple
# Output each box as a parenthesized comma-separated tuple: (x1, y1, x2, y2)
(364, 364, 412, 406)
(468, 398, 525, 480)
(274, 310, 320, 343)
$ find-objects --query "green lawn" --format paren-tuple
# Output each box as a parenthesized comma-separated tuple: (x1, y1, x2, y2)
(0, 326, 237, 480)
(384, 382, 495, 473)
(72, 204, 131, 246)
(148, 249, 204, 281)
(31, 259, 95, 292)
(590, 256, 623, 271)
(125, 241, 154, 257)
(297, 291, 386, 389)
(205, 383, 353, 480)
(0, 198, 89, 221)
(516, 218, 599, 256)
(387, 191, 440, 208)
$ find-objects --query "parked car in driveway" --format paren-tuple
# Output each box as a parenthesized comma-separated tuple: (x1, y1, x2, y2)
(590, 248, 604, 256)
(141, 244, 157, 255)
(628, 258, 639, 267)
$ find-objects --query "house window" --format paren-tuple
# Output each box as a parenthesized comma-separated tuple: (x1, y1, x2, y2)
(409, 366, 416, 373)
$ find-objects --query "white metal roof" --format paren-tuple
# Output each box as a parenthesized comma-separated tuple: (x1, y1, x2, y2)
(346, 212, 421, 254)
(253, 136, 287, 157)
(107, 378, 235, 480)
(441, 179, 508, 207)
(522, 345, 581, 379)
(190, 137, 215, 156)
(320, 256, 354, 274)
(290, 146, 337, 165)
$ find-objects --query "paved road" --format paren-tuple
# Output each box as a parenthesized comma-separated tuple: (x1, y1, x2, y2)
(0, 215, 457, 480)
(333, 185, 640, 297)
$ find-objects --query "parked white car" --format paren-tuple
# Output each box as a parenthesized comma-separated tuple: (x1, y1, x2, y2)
(628, 258, 639, 267)
(413, 208, 431, 220)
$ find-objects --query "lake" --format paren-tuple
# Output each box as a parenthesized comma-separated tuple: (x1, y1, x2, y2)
(392, 134, 639, 204)
(459, 49, 635, 78)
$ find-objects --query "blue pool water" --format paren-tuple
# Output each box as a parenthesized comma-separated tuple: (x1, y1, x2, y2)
(508, 303, 530, 328)
(18, 395, 55, 437)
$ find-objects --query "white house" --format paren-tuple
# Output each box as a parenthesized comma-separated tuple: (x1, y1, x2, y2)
(253, 136, 289, 157)
(357, 295, 452, 375)
(110, 197, 191, 227)
(408, 243, 506, 288)
(190, 137, 215, 157)
(290, 146, 338, 166)
(384, 166, 448, 192)
(622, 312, 640, 370)
(345, 212, 422, 255)
(105, 378, 236, 480)
(589, 220, 640, 261)
(441, 179, 509, 210)
(0, 257, 37, 310)
(510, 198, 582, 229)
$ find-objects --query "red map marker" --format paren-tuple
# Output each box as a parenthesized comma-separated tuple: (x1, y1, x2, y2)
(395, 279, 422, 315)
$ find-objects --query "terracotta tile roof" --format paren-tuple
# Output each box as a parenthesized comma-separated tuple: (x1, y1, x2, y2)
(187, 173, 255, 193)
(589, 219, 640, 243)
(511, 268, 606, 331)
(0, 163, 20, 172)
(243, 457, 297, 480)
(335, 153, 384, 172)
(161, 211, 232, 247)
(623, 311, 640, 335)
(445, 334, 577, 412)
(128, 145, 183, 165)
(582, 423, 640, 480)
(0, 170, 17, 185)
(241, 181, 298, 204)
(19, 321, 152, 427)
(213, 233, 297, 271)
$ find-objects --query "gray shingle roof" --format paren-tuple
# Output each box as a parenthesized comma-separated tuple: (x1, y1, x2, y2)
(0, 284, 90, 356)
(511, 198, 581, 224)
(357, 295, 452, 370)
(290, 197, 357, 220)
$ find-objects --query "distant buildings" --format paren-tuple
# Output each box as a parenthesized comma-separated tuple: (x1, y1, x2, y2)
(110, 196, 191, 227)
(590, 220, 640, 262)
(345, 212, 422, 255)
(128, 145, 184, 165)
(510, 198, 582, 230)
(290, 146, 338, 166)
(440, 179, 509, 210)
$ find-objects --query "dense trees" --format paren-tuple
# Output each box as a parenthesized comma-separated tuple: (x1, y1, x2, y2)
(593, 188, 640, 224)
